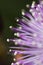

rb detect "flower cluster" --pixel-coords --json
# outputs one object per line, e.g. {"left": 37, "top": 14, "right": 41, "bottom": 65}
{"left": 7, "top": 0, "right": 43, "bottom": 65}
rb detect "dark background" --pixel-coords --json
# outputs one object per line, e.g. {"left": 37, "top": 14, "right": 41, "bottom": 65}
{"left": 0, "top": 0, "right": 38, "bottom": 65}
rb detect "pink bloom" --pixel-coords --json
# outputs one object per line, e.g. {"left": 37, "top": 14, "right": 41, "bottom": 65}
{"left": 7, "top": 0, "right": 43, "bottom": 65}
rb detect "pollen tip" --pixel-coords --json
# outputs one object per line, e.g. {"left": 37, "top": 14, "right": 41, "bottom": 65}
{"left": 13, "top": 58, "right": 16, "bottom": 61}
{"left": 9, "top": 49, "right": 12, "bottom": 52}
{"left": 16, "top": 62, "right": 20, "bottom": 65}
{"left": 16, "top": 18, "right": 19, "bottom": 22}
{"left": 7, "top": 38, "right": 10, "bottom": 42}
{"left": 18, "top": 27, "right": 22, "bottom": 30}
{"left": 14, "top": 33, "right": 17, "bottom": 36}
{"left": 9, "top": 26, "right": 12, "bottom": 29}
{"left": 26, "top": 4, "right": 29, "bottom": 8}
{"left": 15, "top": 42, "right": 18, "bottom": 45}
{"left": 31, "top": 1, "right": 35, "bottom": 8}
{"left": 14, "top": 51, "right": 17, "bottom": 56}
{"left": 11, "top": 63, "right": 14, "bottom": 65}
{"left": 21, "top": 9, "right": 25, "bottom": 15}
{"left": 14, "top": 32, "right": 20, "bottom": 37}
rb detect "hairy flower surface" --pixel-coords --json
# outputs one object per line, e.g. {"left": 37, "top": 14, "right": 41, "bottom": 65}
{"left": 7, "top": 0, "right": 43, "bottom": 65}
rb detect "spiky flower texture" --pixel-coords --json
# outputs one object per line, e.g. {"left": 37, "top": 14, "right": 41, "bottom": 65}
{"left": 7, "top": 0, "right": 43, "bottom": 65}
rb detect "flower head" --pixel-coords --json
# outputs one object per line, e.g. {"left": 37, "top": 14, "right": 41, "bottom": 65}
{"left": 7, "top": 0, "right": 43, "bottom": 65}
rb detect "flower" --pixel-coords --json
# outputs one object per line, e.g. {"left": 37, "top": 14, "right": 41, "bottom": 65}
{"left": 7, "top": 0, "right": 43, "bottom": 65}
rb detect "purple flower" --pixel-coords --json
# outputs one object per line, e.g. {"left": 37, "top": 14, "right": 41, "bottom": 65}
{"left": 7, "top": 0, "right": 43, "bottom": 65}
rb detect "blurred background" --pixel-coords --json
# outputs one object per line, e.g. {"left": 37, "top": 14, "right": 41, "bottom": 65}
{"left": 0, "top": 0, "right": 38, "bottom": 65}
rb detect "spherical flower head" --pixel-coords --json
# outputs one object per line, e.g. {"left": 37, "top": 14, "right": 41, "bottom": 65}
{"left": 7, "top": 0, "right": 43, "bottom": 65}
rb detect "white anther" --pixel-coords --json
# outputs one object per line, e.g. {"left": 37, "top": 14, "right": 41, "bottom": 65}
{"left": 14, "top": 33, "right": 17, "bottom": 36}
{"left": 7, "top": 39, "right": 10, "bottom": 42}
{"left": 22, "top": 9, "right": 25, "bottom": 15}
{"left": 16, "top": 62, "right": 20, "bottom": 65}
{"left": 9, "top": 26, "right": 12, "bottom": 28}
{"left": 9, "top": 49, "right": 12, "bottom": 52}
{"left": 13, "top": 58, "right": 16, "bottom": 61}
{"left": 15, "top": 42, "right": 18, "bottom": 45}
{"left": 31, "top": 1, "right": 35, "bottom": 8}
{"left": 19, "top": 27, "right": 22, "bottom": 29}
{"left": 14, "top": 33, "right": 20, "bottom": 37}
{"left": 14, "top": 51, "right": 17, "bottom": 56}
{"left": 16, "top": 19, "right": 19, "bottom": 22}
{"left": 26, "top": 4, "right": 29, "bottom": 8}
{"left": 11, "top": 63, "right": 14, "bottom": 65}
{"left": 29, "top": 9, "right": 33, "bottom": 13}
{"left": 16, "top": 33, "right": 20, "bottom": 37}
